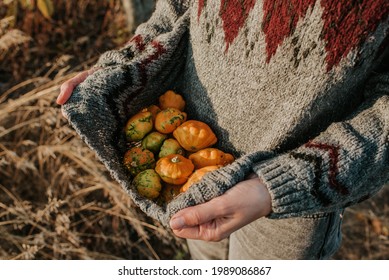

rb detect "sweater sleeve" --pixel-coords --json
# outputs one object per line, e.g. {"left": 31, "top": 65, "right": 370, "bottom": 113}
{"left": 93, "top": 0, "right": 190, "bottom": 68}
{"left": 253, "top": 53, "right": 389, "bottom": 219}
{"left": 61, "top": 1, "right": 192, "bottom": 227}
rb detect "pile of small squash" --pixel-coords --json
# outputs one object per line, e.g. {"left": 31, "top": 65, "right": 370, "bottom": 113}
{"left": 123, "top": 90, "right": 234, "bottom": 204}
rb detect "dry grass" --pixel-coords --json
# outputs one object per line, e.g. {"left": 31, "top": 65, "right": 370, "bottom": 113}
{"left": 0, "top": 0, "right": 188, "bottom": 260}
{"left": 0, "top": 0, "right": 387, "bottom": 260}
{"left": 333, "top": 186, "right": 389, "bottom": 260}
{"left": 0, "top": 71, "right": 188, "bottom": 260}
{"left": 0, "top": 0, "right": 131, "bottom": 92}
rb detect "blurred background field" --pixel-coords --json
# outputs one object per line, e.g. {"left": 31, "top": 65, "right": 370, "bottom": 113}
{"left": 0, "top": 0, "right": 388, "bottom": 260}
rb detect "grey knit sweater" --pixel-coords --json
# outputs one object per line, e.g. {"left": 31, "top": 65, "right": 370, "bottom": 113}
{"left": 63, "top": 0, "right": 389, "bottom": 227}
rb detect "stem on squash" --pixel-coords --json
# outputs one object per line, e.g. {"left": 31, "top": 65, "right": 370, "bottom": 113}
{"left": 171, "top": 156, "right": 180, "bottom": 163}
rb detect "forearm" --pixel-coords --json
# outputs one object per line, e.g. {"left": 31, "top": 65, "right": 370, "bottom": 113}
{"left": 254, "top": 72, "right": 389, "bottom": 218}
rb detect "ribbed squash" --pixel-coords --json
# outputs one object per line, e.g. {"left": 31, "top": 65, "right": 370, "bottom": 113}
{"left": 158, "top": 138, "right": 185, "bottom": 158}
{"left": 124, "top": 110, "right": 153, "bottom": 142}
{"left": 123, "top": 147, "right": 155, "bottom": 177}
{"left": 173, "top": 120, "right": 217, "bottom": 152}
{"left": 155, "top": 154, "right": 194, "bottom": 185}
{"left": 134, "top": 169, "right": 162, "bottom": 199}
{"left": 159, "top": 90, "right": 186, "bottom": 111}
{"left": 180, "top": 165, "right": 220, "bottom": 193}
{"left": 155, "top": 108, "right": 187, "bottom": 134}
{"left": 189, "top": 148, "right": 234, "bottom": 169}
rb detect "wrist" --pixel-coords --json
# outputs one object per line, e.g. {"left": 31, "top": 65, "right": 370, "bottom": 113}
{"left": 240, "top": 177, "right": 272, "bottom": 219}
{"left": 254, "top": 177, "right": 273, "bottom": 217}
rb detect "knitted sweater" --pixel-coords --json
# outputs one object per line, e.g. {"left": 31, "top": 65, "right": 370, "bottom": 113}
{"left": 63, "top": 0, "right": 389, "bottom": 227}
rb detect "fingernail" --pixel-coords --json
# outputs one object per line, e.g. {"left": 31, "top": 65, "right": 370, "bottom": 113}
{"left": 170, "top": 216, "right": 185, "bottom": 230}
{"left": 56, "top": 91, "right": 63, "bottom": 104}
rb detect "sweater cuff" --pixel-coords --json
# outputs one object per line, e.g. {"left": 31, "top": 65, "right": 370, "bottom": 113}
{"left": 253, "top": 154, "right": 323, "bottom": 219}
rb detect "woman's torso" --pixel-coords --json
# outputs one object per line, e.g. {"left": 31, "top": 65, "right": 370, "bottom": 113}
{"left": 178, "top": 0, "right": 388, "bottom": 156}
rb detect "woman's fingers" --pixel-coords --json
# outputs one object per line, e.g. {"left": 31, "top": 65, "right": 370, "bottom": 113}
{"left": 170, "top": 197, "right": 228, "bottom": 230}
{"left": 56, "top": 68, "right": 99, "bottom": 105}
{"left": 169, "top": 177, "right": 272, "bottom": 241}
{"left": 172, "top": 220, "right": 224, "bottom": 241}
{"left": 170, "top": 196, "right": 234, "bottom": 241}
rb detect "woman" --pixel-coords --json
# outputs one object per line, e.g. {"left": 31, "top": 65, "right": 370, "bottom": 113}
{"left": 57, "top": 0, "right": 389, "bottom": 259}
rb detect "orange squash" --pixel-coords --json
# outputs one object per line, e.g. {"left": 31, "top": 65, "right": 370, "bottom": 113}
{"left": 124, "top": 110, "right": 153, "bottom": 142}
{"left": 155, "top": 154, "right": 194, "bottom": 185}
{"left": 180, "top": 165, "right": 220, "bottom": 193}
{"left": 143, "top": 105, "right": 161, "bottom": 122}
{"left": 189, "top": 148, "right": 234, "bottom": 169}
{"left": 173, "top": 120, "right": 217, "bottom": 152}
{"left": 123, "top": 147, "right": 156, "bottom": 177}
{"left": 159, "top": 90, "right": 186, "bottom": 111}
{"left": 155, "top": 108, "right": 187, "bottom": 134}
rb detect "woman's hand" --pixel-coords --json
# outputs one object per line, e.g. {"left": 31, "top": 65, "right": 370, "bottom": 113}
{"left": 56, "top": 68, "right": 100, "bottom": 105}
{"left": 169, "top": 174, "right": 272, "bottom": 241}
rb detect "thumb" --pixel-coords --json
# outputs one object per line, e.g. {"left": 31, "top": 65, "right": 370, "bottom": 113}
{"left": 169, "top": 197, "right": 225, "bottom": 230}
{"left": 56, "top": 69, "right": 95, "bottom": 105}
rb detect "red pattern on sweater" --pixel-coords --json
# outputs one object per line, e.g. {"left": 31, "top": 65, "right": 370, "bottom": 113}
{"left": 139, "top": 41, "right": 166, "bottom": 86}
{"left": 198, "top": 0, "right": 206, "bottom": 21}
{"left": 220, "top": 0, "right": 256, "bottom": 52}
{"left": 262, "top": 0, "right": 315, "bottom": 63}
{"left": 305, "top": 141, "right": 349, "bottom": 195}
{"left": 262, "top": 0, "right": 388, "bottom": 69}
{"left": 320, "top": 0, "right": 389, "bottom": 71}
{"left": 197, "top": 0, "right": 388, "bottom": 70}
{"left": 124, "top": 40, "right": 167, "bottom": 115}
{"left": 129, "top": 34, "right": 146, "bottom": 52}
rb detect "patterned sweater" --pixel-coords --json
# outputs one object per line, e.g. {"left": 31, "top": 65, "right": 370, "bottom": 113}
{"left": 63, "top": 0, "right": 389, "bottom": 226}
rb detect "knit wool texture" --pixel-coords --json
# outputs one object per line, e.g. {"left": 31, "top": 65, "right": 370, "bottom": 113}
{"left": 63, "top": 0, "right": 389, "bottom": 227}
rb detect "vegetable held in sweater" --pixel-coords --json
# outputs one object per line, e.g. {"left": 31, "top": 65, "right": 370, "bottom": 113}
{"left": 159, "top": 138, "right": 185, "bottom": 158}
{"left": 124, "top": 110, "right": 153, "bottom": 142}
{"left": 189, "top": 148, "right": 234, "bottom": 169}
{"left": 155, "top": 154, "right": 195, "bottom": 185}
{"left": 123, "top": 147, "right": 156, "bottom": 177}
{"left": 142, "top": 131, "right": 167, "bottom": 154}
{"left": 180, "top": 165, "right": 220, "bottom": 193}
{"left": 143, "top": 105, "right": 161, "bottom": 122}
{"left": 121, "top": 91, "right": 234, "bottom": 202}
{"left": 155, "top": 108, "right": 187, "bottom": 134}
{"left": 159, "top": 90, "right": 186, "bottom": 111}
{"left": 173, "top": 120, "right": 217, "bottom": 152}
{"left": 134, "top": 169, "right": 162, "bottom": 200}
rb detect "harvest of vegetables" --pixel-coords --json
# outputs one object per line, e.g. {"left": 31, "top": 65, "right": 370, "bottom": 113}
{"left": 123, "top": 90, "right": 234, "bottom": 204}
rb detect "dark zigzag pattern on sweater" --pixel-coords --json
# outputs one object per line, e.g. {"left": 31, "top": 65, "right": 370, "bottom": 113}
{"left": 123, "top": 40, "right": 167, "bottom": 115}
{"left": 305, "top": 141, "right": 349, "bottom": 195}
{"left": 121, "top": 34, "right": 146, "bottom": 61}
{"left": 290, "top": 151, "right": 331, "bottom": 206}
